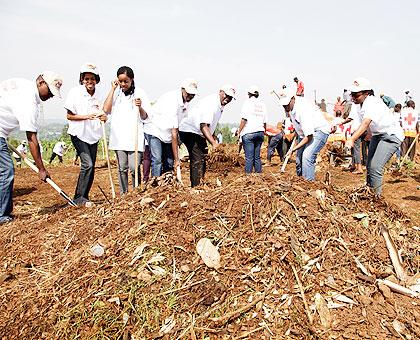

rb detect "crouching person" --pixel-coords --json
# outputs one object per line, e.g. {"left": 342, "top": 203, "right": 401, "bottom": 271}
{"left": 277, "top": 88, "right": 330, "bottom": 181}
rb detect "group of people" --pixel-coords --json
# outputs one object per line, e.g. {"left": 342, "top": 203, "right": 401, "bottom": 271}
{"left": 0, "top": 65, "right": 417, "bottom": 223}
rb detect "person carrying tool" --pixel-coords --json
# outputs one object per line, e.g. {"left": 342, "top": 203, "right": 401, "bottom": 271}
{"left": 49, "top": 141, "right": 66, "bottom": 164}
{"left": 12, "top": 140, "right": 28, "bottom": 167}
{"left": 179, "top": 84, "right": 236, "bottom": 187}
{"left": 0, "top": 71, "right": 62, "bottom": 224}
{"left": 141, "top": 78, "right": 198, "bottom": 180}
{"left": 345, "top": 77, "right": 404, "bottom": 196}
{"left": 277, "top": 87, "right": 331, "bottom": 181}
{"left": 103, "top": 66, "right": 152, "bottom": 195}
{"left": 65, "top": 63, "right": 107, "bottom": 206}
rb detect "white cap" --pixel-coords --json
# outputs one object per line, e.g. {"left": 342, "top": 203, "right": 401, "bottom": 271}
{"left": 220, "top": 84, "right": 236, "bottom": 98}
{"left": 41, "top": 71, "right": 63, "bottom": 98}
{"left": 276, "top": 88, "right": 295, "bottom": 105}
{"left": 247, "top": 85, "right": 259, "bottom": 95}
{"left": 348, "top": 77, "right": 372, "bottom": 93}
{"left": 80, "top": 62, "right": 99, "bottom": 76}
{"left": 181, "top": 78, "right": 198, "bottom": 95}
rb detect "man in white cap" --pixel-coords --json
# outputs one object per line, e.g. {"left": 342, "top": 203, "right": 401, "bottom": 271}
{"left": 141, "top": 78, "right": 198, "bottom": 179}
{"left": 0, "top": 71, "right": 62, "bottom": 223}
{"left": 345, "top": 77, "right": 404, "bottom": 196}
{"left": 236, "top": 86, "right": 267, "bottom": 173}
{"left": 179, "top": 84, "right": 235, "bottom": 186}
{"left": 277, "top": 87, "right": 331, "bottom": 181}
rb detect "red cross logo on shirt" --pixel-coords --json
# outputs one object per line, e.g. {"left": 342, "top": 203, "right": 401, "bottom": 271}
{"left": 404, "top": 112, "right": 415, "bottom": 126}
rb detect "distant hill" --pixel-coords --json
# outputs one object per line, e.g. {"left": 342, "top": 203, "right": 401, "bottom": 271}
{"left": 10, "top": 119, "right": 67, "bottom": 141}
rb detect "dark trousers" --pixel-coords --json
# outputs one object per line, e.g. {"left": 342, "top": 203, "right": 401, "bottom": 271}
{"left": 49, "top": 152, "right": 63, "bottom": 163}
{"left": 71, "top": 135, "right": 98, "bottom": 200}
{"left": 401, "top": 136, "right": 416, "bottom": 161}
{"left": 179, "top": 131, "right": 207, "bottom": 187}
{"left": 143, "top": 145, "right": 151, "bottom": 182}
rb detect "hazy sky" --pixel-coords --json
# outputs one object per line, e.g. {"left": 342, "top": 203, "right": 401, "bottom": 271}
{"left": 1, "top": 0, "right": 419, "bottom": 125}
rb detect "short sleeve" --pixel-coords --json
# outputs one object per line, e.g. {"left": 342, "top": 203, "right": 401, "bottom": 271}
{"left": 64, "top": 87, "right": 77, "bottom": 114}
{"left": 13, "top": 92, "right": 40, "bottom": 132}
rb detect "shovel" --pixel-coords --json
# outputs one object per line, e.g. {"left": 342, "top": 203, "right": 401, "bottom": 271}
{"left": 8, "top": 143, "right": 77, "bottom": 207}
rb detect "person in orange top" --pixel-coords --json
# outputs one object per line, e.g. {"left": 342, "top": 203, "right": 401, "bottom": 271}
{"left": 294, "top": 77, "right": 304, "bottom": 97}
{"left": 333, "top": 97, "right": 345, "bottom": 116}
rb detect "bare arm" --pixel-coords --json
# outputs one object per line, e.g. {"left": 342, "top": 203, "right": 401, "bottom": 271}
{"left": 26, "top": 131, "right": 49, "bottom": 181}
{"left": 171, "top": 128, "right": 180, "bottom": 167}
{"left": 200, "top": 123, "right": 218, "bottom": 147}
{"left": 237, "top": 118, "right": 247, "bottom": 136}
{"left": 345, "top": 118, "right": 371, "bottom": 148}
{"left": 292, "top": 135, "right": 312, "bottom": 152}
{"left": 103, "top": 80, "right": 118, "bottom": 113}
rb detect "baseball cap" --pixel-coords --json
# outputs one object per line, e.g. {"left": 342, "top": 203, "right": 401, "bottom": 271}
{"left": 80, "top": 62, "right": 99, "bottom": 76}
{"left": 181, "top": 78, "right": 198, "bottom": 95}
{"left": 220, "top": 84, "right": 236, "bottom": 99}
{"left": 247, "top": 85, "right": 259, "bottom": 95}
{"left": 348, "top": 77, "right": 372, "bottom": 93}
{"left": 41, "top": 71, "right": 63, "bottom": 98}
{"left": 277, "top": 88, "right": 295, "bottom": 106}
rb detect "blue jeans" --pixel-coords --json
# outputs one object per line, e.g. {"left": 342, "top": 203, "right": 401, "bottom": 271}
{"left": 242, "top": 131, "right": 264, "bottom": 173}
{"left": 367, "top": 134, "right": 401, "bottom": 195}
{"left": 144, "top": 133, "right": 173, "bottom": 177}
{"left": 296, "top": 130, "right": 329, "bottom": 181}
{"left": 0, "top": 137, "right": 14, "bottom": 222}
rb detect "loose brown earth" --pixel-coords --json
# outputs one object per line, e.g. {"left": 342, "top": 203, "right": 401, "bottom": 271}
{"left": 0, "top": 145, "right": 419, "bottom": 339}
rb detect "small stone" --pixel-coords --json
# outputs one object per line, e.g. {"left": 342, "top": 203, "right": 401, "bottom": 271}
{"left": 358, "top": 295, "right": 373, "bottom": 305}
{"left": 180, "top": 264, "right": 190, "bottom": 272}
{"left": 378, "top": 283, "right": 393, "bottom": 300}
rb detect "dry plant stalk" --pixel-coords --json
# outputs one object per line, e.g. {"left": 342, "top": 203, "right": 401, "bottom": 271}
{"left": 209, "top": 294, "right": 265, "bottom": 325}
{"left": 380, "top": 225, "right": 410, "bottom": 282}
{"left": 291, "top": 264, "right": 313, "bottom": 325}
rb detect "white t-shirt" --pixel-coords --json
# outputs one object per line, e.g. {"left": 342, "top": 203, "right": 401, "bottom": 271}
{"left": 356, "top": 96, "right": 404, "bottom": 141}
{"left": 108, "top": 88, "right": 151, "bottom": 152}
{"left": 289, "top": 97, "right": 331, "bottom": 138}
{"left": 13, "top": 143, "right": 27, "bottom": 158}
{"left": 179, "top": 93, "right": 223, "bottom": 136}
{"left": 240, "top": 97, "right": 267, "bottom": 137}
{"left": 143, "top": 89, "right": 188, "bottom": 143}
{"left": 0, "top": 78, "right": 41, "bottom": 138}
{"left": 64, "top": 85, "right": 104, "bottom": 144}
{"left": 53, "top": 142, "right": 66, "bottom": 156}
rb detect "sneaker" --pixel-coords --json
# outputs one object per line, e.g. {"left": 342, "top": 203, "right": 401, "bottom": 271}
{"left": 0, "top": 216, "right": 13, "bottom": 224}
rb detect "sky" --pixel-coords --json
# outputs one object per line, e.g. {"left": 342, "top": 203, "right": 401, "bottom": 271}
{"left": 1, "top": 0, "right": 419, "bottom": 125}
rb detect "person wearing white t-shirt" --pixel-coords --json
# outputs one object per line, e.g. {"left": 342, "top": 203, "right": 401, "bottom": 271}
{"left": 141, "top": 78, "right": 198, "bottom": 179}
{"left": 0, "top": 71, "right": 62, "bottom": 224}
{"left": 179, "top": 84, "right": 236, "bottom": 187}
{"left": 65, "top": 63, "right": 107, "bottom": 206}
{"left": 12, "top": 141, "right": 28, "bottom": 167}
{"left": 103, "top": 66, "right": 152, "bottom": 195}
{"left": 345, "top": 77, "right": 404, "bottom": 196}
{"left": 277, "top": 88, "right": 331, "bottom": 181}
{"left": 237, "top": 86, "right": 267, "bottom": 173}
{"left": 49, "top": 141, "right": 66, "bottom": 163}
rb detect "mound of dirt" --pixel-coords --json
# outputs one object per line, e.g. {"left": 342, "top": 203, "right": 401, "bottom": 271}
{"left": 1, "top": 165, "right": 419, "bottom": 339}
